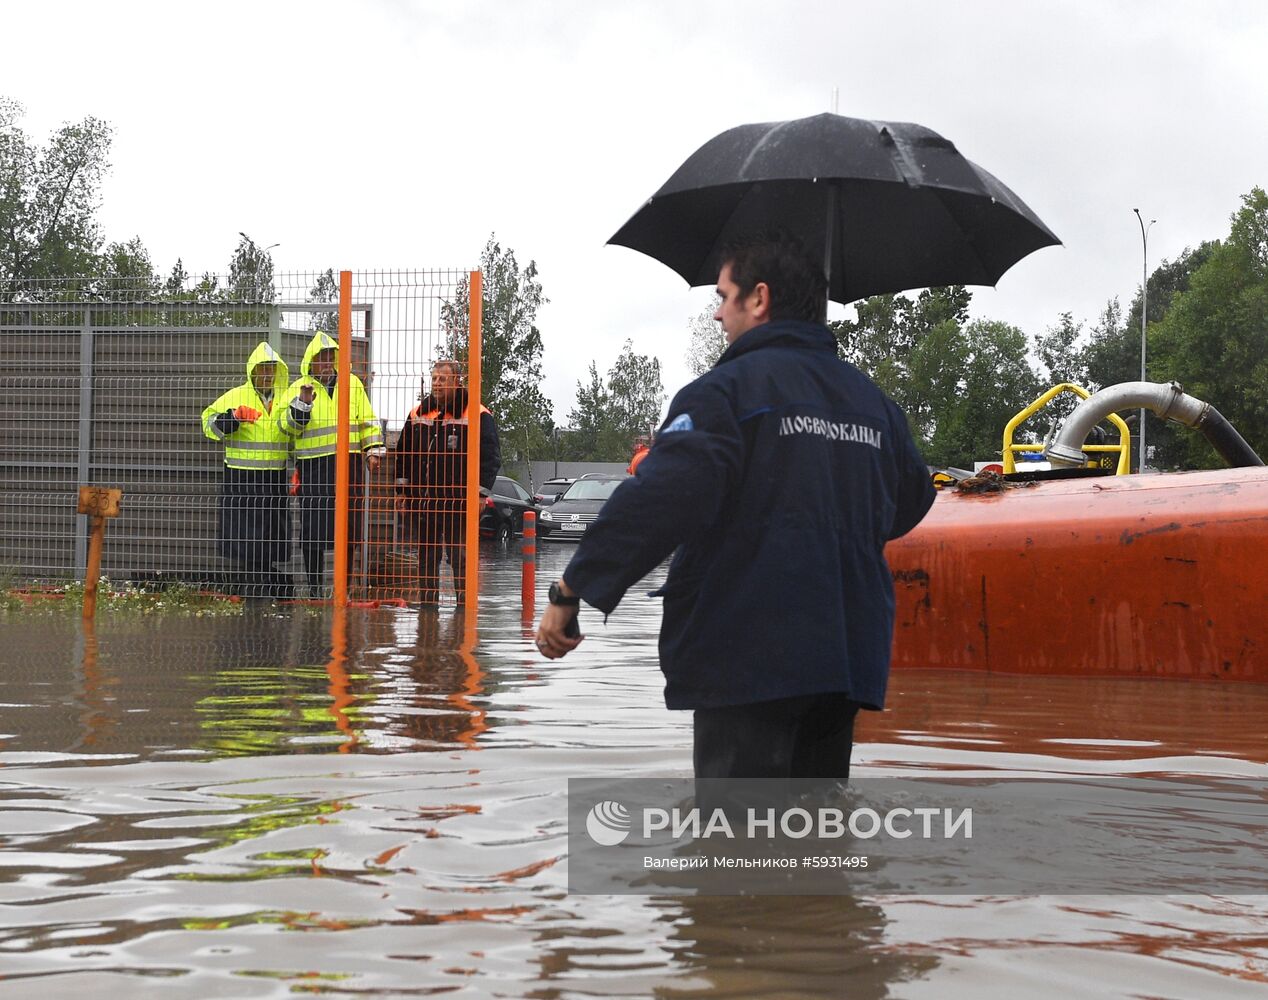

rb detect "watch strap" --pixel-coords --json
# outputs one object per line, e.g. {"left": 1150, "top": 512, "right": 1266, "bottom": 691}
{"left": 549, "top": 581, "right": 581, "bottom": 606}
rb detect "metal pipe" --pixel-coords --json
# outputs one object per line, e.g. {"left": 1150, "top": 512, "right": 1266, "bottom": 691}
{"left": 1133, "top": 210, "right": 1156, "bottom": 471}
{"left": 1047, "top": 381, "right": 1263, "bottom": 469}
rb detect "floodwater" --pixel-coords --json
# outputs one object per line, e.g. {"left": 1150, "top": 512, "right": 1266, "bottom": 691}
{"left": 1, "top": 544, "right": 1267, "bottom": 998}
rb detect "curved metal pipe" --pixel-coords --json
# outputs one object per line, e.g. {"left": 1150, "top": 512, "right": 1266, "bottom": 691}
{"left": 1046, "top": 381, "right": 1263, "bottom": 469}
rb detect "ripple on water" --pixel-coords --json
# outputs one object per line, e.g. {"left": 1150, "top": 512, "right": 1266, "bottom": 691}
{"left": 0, "top": 547, "right": 1266, "bottom": 996}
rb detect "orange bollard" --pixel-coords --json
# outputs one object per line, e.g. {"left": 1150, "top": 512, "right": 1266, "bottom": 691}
{"left": 521, "top": 511, "right": 536, "bottom": 626}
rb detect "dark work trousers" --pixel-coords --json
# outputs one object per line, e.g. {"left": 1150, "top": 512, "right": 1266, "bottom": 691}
{"left": 217, "top": 467, "right": 290, "bottom": 598}
{"left": 297, "top": 454, "right": 365, "bottom": 594}
{"left": 416, "top": 504, "right": 466, "bottom": 604}
{"left": 692, "top": 693, "right": 863, "bottom": 780}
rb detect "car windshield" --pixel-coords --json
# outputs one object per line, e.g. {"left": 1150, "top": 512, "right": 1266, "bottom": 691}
{"left": 563, "top": 478, "right": 623, "bottom": 501}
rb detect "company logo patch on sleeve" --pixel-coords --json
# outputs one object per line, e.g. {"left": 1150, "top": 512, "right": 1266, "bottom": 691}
{"left": 662, "top": 413, "right": 694, "bottom": 434}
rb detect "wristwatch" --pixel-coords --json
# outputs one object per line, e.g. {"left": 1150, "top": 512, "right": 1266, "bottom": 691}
{"left": 548, "top": 581, "right": 580, "bottom": 606}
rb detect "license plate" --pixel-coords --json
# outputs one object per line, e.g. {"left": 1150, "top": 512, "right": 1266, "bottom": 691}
{"left": 561, "top": 522, "right": 586, "bottom": 532}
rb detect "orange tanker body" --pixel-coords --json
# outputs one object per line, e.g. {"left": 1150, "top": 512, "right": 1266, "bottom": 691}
{"left": 885, "top": 466, "right": 1268, "bottom": 681}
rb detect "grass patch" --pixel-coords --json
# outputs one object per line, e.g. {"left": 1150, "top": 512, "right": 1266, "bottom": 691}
{"left": 2, "top": 577, "right": 247, "bottom": 617}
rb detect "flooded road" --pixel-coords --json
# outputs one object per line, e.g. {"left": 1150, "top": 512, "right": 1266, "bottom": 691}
{"left": 1, "top": 543, "right": 1266, "bottom": 997}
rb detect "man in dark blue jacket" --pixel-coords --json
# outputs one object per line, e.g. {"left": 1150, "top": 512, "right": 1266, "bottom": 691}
{"left": 536, "top": 231, "right": 935, "bottom": 780}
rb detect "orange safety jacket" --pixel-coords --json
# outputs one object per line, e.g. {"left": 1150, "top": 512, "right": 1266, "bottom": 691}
{"left": 393, "top": 392, "right": 501, "bottom": 501}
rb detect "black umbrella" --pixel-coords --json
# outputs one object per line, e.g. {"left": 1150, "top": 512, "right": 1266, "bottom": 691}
{"left": 608, "top": 113, "right": 1059, "bottom": 304}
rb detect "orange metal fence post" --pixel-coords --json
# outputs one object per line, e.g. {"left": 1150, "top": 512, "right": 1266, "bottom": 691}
{"left": 334, "top": 271, "right": 352, "bottom": 608}
{"left": 455, "top": 605, "right": 488, "bottom": 748}
{"left": 464, "top": 271, "right": 482, "bottom": 616}
{"left": 326, "top": 609, "right": 358, "bottom": 753}
{"left": 521, "top": 511, "right": 536, "bottom": 627}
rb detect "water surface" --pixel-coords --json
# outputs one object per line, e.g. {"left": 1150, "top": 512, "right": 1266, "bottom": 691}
{"left": 1, "top": 544, "right": 1266, "bottom": 997}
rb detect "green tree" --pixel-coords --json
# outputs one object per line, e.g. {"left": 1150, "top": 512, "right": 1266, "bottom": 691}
{"left": 1076, "top": 298, "right": 1132, "bottom": 390}
{"left": 919, "top": 319, "right": 1039, "bottom": 467}
{"left": 228, "top": 232, "right": 276, "bottom": 302}
{"left": 441, "top": 235, "right": 554, "bottom": 466}
{"left": 1151, "top": 188, "right": 1268, "bottom": 469}
{"left": 226, "top": 232, "right": 276, "bottom": 326}
{"left": 686, "top": 303, "right": 725, "bottom": 376}
{"left": 836, "top": 291, "right": 1038, "bottom": 467}
{"left": 563, "top": 362, "right": 616, "bottom": 460}
{"left": 830, "top": 285, "right": 1025, "bottom": 466}
{"left": 1023, "top": 310, "right": 1095, "bottom": 435}
{"left": 831, "top": 285, "right": 972, "bottom": 410}
{"left": 563, "top": 342, "right": 666, "bottom": 462}
{"left": 1066, "top": 245, "right": 1217, "bottom": 401}
{"left": 0, "top": 96, "right": 114, "bottom": 297}
{"left": 97, "top": 236, "right": 158, "bottom": 292}
{"left": 1127, "top": 242, "right": 1218, "bottom": 335}
{"left": 1034, "top": 312, "right": 1086, "bottom": 389}
{"left": 607, "top": 339, "right": 665, "bottom": 445}
{"left": 307, "top": 268, "right": 338, "bottom": 333}
{"left": 164, "top": 258, "right": 190, "bottom": 297}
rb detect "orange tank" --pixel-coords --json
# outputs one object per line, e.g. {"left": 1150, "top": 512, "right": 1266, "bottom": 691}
{"left": 884, "top": 467, "right": 1268, "bottom": 681}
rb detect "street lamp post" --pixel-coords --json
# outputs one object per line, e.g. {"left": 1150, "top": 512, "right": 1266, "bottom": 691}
{"left": 1133, "top": 209, "right": 1156, "bottom": 473}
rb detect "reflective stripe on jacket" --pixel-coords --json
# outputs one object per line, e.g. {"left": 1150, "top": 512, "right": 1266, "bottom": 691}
{"left": 276, "top": 331, "right": 383, "bottom": 460}
{"left": 201, "top": 342, "right": 291, "bottom": 471}
{"left": 394, "top": 391, "right": 501, "bottom": 496}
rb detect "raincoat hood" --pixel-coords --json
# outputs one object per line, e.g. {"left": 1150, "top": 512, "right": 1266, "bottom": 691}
{"left": 300, "top": 331, "right": 339, "bottom": 380}
{"left": 246, "top": 341, "right": 289, "bottom": 396}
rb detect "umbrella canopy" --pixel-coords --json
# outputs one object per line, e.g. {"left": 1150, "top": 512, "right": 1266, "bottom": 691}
{"left": 608, "top": 113, "right": 1060, "bottom": 304}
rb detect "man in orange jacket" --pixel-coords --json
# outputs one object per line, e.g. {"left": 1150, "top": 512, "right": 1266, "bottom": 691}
{"left": 394, "top": 360, "right": 501, "bottom": 604}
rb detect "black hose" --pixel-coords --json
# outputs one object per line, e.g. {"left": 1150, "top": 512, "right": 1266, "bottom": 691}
{"left": 1195, "top": 406, "right": 1265, "bottom": 467}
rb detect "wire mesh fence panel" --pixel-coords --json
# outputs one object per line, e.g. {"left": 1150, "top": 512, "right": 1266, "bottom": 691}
{"left": 0, "top": 270, "right": 480, "bottom": 602}
{"left": 0, "top": 276, "right": 317, "bottom": 594}
{"left": 346, "top": 270, "right": 479, "bottom": 606}
{"left": 0, "top": 312, "right": 81, "bottom": 580}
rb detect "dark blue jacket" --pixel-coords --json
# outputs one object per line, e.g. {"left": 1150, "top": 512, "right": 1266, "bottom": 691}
{"left": 563, "top": 319, "right": 935, "bottom": 711}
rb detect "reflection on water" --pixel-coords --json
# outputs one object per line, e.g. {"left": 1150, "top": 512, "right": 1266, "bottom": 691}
{"left": 0, "top": 544, "right": 1266, "bottom": 997}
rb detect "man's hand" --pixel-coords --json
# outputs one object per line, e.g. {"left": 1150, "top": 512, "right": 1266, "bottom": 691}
{"left": 299, "top": 384, "right": 315, "bottom": 404}
{"left": 366, "top": 452, "right": 381, "bottom": 473}
{"left": 535, "top": 593, "right": 584, "bottom": 658}
{"left": 233, "top": 405, "right": 262, "bottom": 423}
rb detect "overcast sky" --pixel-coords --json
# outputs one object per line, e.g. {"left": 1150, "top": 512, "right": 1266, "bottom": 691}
{"left": 6, "top": 1, "right": 1268, "bottom": 423}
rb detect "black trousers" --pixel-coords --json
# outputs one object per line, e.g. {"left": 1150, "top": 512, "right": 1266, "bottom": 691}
{"left": 297, "top": 455, "right": 365, "bottom": 591}
{"left": 692, "top": 693, "right": 862, "bottom": 780}
{"left": 416, "top": 507, "right": 465, "bottom": 603}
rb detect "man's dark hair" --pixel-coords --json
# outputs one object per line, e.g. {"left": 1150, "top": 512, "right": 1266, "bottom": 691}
{"left": 432, "top": 358, "right": 464, "bottom": 378}
{"left": 719, "top": 229, "right": 829, "bottom": 323}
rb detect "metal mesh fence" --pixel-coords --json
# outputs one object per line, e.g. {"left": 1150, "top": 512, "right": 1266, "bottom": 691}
{"left": 0, "top": 269, "right": 478, "bottom": 604}
{"left": 346, "top": 269, "right": 479, "bottom": 607}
